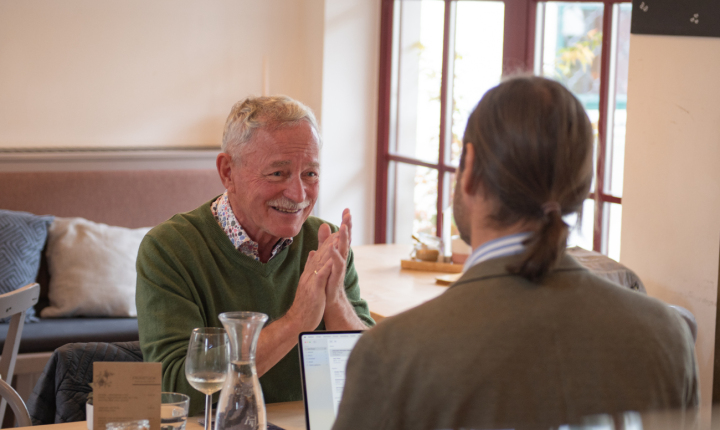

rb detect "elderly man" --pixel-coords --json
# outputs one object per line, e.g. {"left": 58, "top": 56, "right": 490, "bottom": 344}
{"left": 136, "top": 96, "right": 373, "bottom": 415}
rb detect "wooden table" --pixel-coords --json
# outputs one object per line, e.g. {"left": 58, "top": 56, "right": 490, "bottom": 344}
{"left": 352, "top": 244, "right": 452, "bottom": 321}
{"left": 265, "top": 401, "right": 305, "bottom": 430}
{"left": 32, "top": 401, "right": 307, "bottom": 430}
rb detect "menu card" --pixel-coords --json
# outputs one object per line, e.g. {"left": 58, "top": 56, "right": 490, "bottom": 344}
{"left": 93, "top": 362, "right": 162, "bottom": 430}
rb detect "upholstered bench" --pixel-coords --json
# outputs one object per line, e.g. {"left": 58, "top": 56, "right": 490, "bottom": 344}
{"left": 0, "top": 169, "right": 225, "bottom": 402}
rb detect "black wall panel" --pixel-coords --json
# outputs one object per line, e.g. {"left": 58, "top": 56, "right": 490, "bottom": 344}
{"left": 631, "top": 0, "right": 720, "bottom": 38}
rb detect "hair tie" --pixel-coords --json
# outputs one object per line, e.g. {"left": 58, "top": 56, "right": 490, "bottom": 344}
{"left": 542, "top": 202, "right": 561, "bottom": 215}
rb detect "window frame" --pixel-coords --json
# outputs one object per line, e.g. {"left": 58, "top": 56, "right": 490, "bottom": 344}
{"left": 375, "top": 0, "right": 629, "bottom": 255}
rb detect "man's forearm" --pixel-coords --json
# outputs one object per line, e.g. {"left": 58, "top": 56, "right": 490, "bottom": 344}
{"left": 256, "top": 303, "right": 365, "bottom": 377}
{"left": 324, "top": 298, "right": 369, "bottom": 331}
{"left": 255, "top": 315, "right": 304, "bottom": 377}
{"left": 254, "top": 246, "right": 334, "bottom": 376}
{"left": 255, "top": 298, "right": 362, "bottom": 376}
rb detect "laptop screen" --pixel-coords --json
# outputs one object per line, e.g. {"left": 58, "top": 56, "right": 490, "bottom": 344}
{"left": 298, "top": 331, "right": 363, "bottom": 430}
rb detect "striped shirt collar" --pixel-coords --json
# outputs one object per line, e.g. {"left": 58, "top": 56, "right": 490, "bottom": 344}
{"left": 463, "top": 232, "right": 531, "bottom": 272}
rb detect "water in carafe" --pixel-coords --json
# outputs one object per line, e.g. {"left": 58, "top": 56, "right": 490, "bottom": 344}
{"left": 215, "top": 312, "right": 268, "bottom": 430}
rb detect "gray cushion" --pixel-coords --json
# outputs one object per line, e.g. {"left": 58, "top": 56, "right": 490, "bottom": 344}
{"left": 42, "top": 217, "right": 150, "bottom": 318}
{"left": 0, "top": 209, "right": 54, "bottom": 322}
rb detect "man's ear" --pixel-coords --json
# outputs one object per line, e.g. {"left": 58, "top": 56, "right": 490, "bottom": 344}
{"left": 460, "top": 143, "right": 476, "bottom": 196}
{"left": 216, "top": 153, "right": 235, "bottom": 192}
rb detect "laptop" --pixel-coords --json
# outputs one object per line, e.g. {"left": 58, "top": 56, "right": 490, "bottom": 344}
{"left": 298, "top": 331, "right": 364, "bottom": 430}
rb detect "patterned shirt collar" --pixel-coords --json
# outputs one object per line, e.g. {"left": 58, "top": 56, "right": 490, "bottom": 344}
{"left": 463, "top": 232, "right": 531, "bottom": 272}
{"left": 211, "top": 191, "right": 293, "bottom": 262}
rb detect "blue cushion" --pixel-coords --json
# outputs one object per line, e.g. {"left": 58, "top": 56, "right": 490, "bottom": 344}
{"left": 0, "top": 209, "right": 54, "bottom": 322}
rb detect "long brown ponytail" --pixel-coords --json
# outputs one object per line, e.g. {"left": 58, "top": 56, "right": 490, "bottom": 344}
{"left": 460, "top": 76, "right": 593, "bottom": 282}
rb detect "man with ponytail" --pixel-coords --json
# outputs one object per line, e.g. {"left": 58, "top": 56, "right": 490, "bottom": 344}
{"left": 333, "top": 76, "right": 698, "bottom": 430}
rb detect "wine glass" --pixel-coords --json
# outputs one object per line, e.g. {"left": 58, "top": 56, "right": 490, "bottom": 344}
{"left": 185, "top": 327, "right": 229, "bottom": 430}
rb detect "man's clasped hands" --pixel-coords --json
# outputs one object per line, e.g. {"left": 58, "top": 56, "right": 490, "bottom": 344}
{"left": 287, "top": 208, "right": 353, "bottom": 333}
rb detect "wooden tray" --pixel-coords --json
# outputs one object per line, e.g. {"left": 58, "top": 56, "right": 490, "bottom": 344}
{"left": 401, "top": 259, "right": 463, "bottom": 273}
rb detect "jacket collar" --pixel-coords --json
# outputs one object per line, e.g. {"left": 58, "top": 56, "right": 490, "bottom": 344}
{"left": 451, "top": 251, "right": 588, "bottom": 289}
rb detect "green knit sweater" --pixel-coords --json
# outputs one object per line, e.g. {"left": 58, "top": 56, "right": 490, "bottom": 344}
{"left": 135, "top": 199, "right": 374, "bottom": 415}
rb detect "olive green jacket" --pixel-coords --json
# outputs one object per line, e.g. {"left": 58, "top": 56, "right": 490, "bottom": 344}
{"left": 333, "top": 253, "right": 698, "bottom": 430}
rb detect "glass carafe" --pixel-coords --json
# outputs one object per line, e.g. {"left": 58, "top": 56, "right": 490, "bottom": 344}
{"left": 215, "top": 312, "right": 268, "bottom": 430}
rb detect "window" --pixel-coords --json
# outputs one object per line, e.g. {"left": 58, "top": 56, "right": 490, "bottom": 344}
{"left": 375, "top": 0, "right": 631, "bottom": 260}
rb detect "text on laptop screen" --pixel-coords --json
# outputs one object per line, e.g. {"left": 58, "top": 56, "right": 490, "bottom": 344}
{"left": 299, "top": 332, "right": 362, "bottom": 430}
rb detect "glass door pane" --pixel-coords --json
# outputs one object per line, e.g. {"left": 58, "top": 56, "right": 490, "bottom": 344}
{"left": 536, "top": 2, "right": 604, "bottom": 189}
{"left": 390, "top": 0, "right": 445, "bottom": 164}
{"left": 606, "top": 202, "right": 622, "bottom": 261}
{"left": 442, "top": 170, "right": 458, "bottom": 255}
{"left": 566, "top": 199, "right": 595, "bottom": 251}
{"left": 448, "top": 1, "right": 505, "bottom": 167}
{"left": 536, "top": 2, "right": 604, "bottom": 100}
{"left": 390, "top": 162, "right": 439, "bottom": 244}
{"left": 604, "top": 3, "right": 631, "bottom": 198}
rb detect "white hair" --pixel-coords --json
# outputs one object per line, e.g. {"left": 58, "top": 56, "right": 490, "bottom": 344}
{"left": 221, "top": 95, "right": 321, "bottom": 162}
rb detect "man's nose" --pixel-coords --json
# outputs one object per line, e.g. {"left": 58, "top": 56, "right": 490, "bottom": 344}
{"left": 283, "top": 175, "right": 307, "bottom": 203}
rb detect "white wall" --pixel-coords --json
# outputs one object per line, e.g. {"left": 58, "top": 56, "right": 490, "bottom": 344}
{"left": 622, "top": 34, "right": 720, "bottom": 424}
{"left": 0, "top": 0, "right": 379, "bottom": 242}
{"left": 317, "top": 0, "right": 380, "bottom": 244}
{"left": 0, "top": 0, "right": 324, "bottom": 150}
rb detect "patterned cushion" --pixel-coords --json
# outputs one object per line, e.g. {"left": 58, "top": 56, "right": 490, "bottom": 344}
{"left": 0, "top": 209, "right": 54, "bottom": 322}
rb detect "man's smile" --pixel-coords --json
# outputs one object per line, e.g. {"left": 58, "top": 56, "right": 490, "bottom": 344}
{"left": 267, "top": 196, "right": 311, "bottom": 215}
{"left": 271, "top": 205, "right": 303, "bottom": 214}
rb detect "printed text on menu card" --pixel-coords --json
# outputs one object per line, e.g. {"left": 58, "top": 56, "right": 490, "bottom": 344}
{"left": 93, "top": 362, "right": 162, "bottom": 430}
